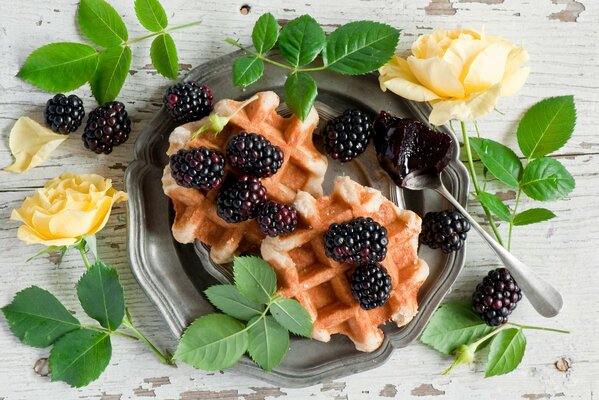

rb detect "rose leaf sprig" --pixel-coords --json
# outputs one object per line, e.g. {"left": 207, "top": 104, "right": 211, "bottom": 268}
{"left": 174, "top": 256, "right": 312, "bottom": 371}
{"left": 17, "top": 0, "right": 201, "bottom": 105}
{"left": 226, "top": 13, "right": 400, "bottom": 121}
{"left": 420, "top": 300, "right": 569, "bottom": 377}
{"left": 2, "top": 173, "right": 174, "bottom": 388}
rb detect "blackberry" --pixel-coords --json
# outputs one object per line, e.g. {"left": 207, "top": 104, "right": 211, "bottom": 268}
{"left": 226, "top": 132, "right": 284, "bottom": 178}
{"left": 164, "top": 82, "right": 213, "bottom": 124}
{"left": 324, "top": 217, "right": 388, "bottom": 265}
{"left": 420, "top": 210, "right": 470, "bottom": 253}
{"left": 258, "top": 201, "right": 298, "bottom": 237}
{"left": 44, "top": 94, "right": 85, "bottom": 134}
{"left": 350, "top": 264, "right": 393, "bottom": 310}
{"left": 216, "top": 175, "right": 267, "bottom": 223}
{"left": 472, "top": 268, "right": 522, "bottom": 326}
{"left": 82, "top": 101, "right": 131, "bottom": 154}
{"left": 169, "top": 147, "right": 225, "bottom": 191}
{"left": 323, "top": 109, "right": 372, "bottom": 162}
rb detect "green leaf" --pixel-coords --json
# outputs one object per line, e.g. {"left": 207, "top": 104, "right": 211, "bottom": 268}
{"left": 76, "top": 261, "right": 125, "bottom": 330}
{"left": 205, "top": 284, "right": 265, "bottom": 321}
{"left": 247, "top": 316, "right": 289, "bottom": 371}
{"left": 134, "top": 0, "right": 168, "bottom": 32}
{"left": 469, "top": 137, "right": 523, "bottom": 188}
{"left": 174, "top": 314, "right": 248, "bottom": 371}
{"left": 252, "top": 13, "right": 279, "bottom": 54}
{"left": 517, "top": 96, "right": 576, "bottom": 159}
{"left": 485, "top": 328, "right": 526, "bottom": 377}
{"left": 232, "top": 56, "right": 264, "bottom": 87}
{"left": 90, "top": 46, "right": 131, "bottom": 105}
{"left": 420, "top": 300, "right": 494, "bottom": 355}
{"left": 270, "top": 298, "right": 313, "bottom": 337}
{"left": 323, "top": 21, "right": 399, "bottom": 75}
{"left": 1, "top": 286, "right": 80, "bottom": 348}
{"left": 284, "top": 72, "right": 317, "bottom": 122}
{"left": 49, "top": 329, "right": 112, "bottom": 387}
{"left": 513, "top": 208, "right": 556, "bottom": 226}
{"left": 278, "top": 15, "right": 325, "bottom": 67}
{"left": 233, "top": 256, "right": 276, "bottom": 304}
{"left": 477, "top": 192, "right": 511, "bottom": 222}
{"left": 150, "top": 33, "right": 178, "bottom": 80}
{"left": 77, "top": 0, "right": 128, "bottom": 47}
{"left": 521, "top": 157, "right": 575, "bottom": 201}
{"left": 17, "top": 43, "right": 99, "bottom": 92}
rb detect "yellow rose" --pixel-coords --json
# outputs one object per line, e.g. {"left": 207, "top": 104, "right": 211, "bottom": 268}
{"left": 379, "top": 28, "right": 529, "bottom": 125}
{"left": 10, "top": 173, "right": 128, "bottom": 246}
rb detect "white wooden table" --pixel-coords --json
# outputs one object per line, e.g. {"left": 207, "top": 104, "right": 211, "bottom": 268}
{"left": 1, "top": 1, "right": 598, "bottom": 399}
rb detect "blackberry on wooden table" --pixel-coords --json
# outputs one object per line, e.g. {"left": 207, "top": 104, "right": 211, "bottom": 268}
{"left": 169, "top": 147, "right": 225, "bottom": 191}
{"left": 472, "top": 268, "right": 522, "bottom": 326}
{"left": 44, "top": 93, "right": 85, "bottom": 134}
{"left": 82, "top": 101, "right": 131, "bottom": 154}
{"left": 324, "top": 217, "right": 388, "bottom": 265}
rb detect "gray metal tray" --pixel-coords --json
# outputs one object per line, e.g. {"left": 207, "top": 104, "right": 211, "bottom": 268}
{"left": 125, "top": 50, "right": 469, "bottom": 387}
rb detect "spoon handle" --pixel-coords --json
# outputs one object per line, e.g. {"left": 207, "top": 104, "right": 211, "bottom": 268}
{"left": 434, "top": 184, "right": 563, "bottom": 318}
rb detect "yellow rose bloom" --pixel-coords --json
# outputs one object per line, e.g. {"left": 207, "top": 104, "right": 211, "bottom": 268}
{"left": 10, "top": 173, "right": 128, "bottom": 246}
{"left": 379, "top": 28, "right": 529, "bottom": 125}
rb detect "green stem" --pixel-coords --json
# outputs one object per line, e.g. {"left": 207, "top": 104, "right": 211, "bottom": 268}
{"left": 472, "top": 324, "right": 511, "bottom": 349}
{"left": 460, "top": 122, "right": 505, "bottom": 247}
{"left": 81, "top": 324, "right": 139, "bottom": 340}
{"left": 507, "top": 187, "right": 522, "bottom": 251}
{"left": 76, "top": 243, "right": 92, "bottom": 270}
{"left": 122, "top": 313, "right": 176, "bottom": 366}
{"left": 508, "top": 322, "right": 570, "bottom": 334}
{"left": 124, "top": 21, "right": 202, "bottom": 46}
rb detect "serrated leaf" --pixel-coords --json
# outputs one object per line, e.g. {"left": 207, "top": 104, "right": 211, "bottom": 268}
{"left": 477, "top": 192, "right": 511, "bottom": 222}
{"left": 517, "top": 96, "right": 576, "bottom": 159}
{"left": 513, "top": 208, "right": 556, "bottom": 226}
{"left": 232, "top": 56, "right": 264, "bottom": 87}
{"left": 76, "top": 261, "right": 125, "bottom": 330}
{"left": 1, "top": 286, "right": 80, "bottom": 348}
{"left": 284, "top": 72, "right": 317, "bottom": 122}
{"left": 90, "top": 46, "right": 131, "bottom": 105}
{"left": 150, "top": 33, "right": 178, "bottom": 79}
{"left": 233, "top": 256, "right": 276, "bottom": 304}
{"left": 485, "top": 328, "right": 526, "bottom": 377}
{"left": 521, "top": 157, "right": 575, "bottom": 201}
{"left": 77, "top": 0, "right": 128, "bottom": 47}
{"left": 420, "top": 300, "right": 494, "bottom": 355}
{"left": 270, "top": 298, "right": 313, "bottom": 337}
{"left": 174, "top": 314, "right": 248, "bottom": 371}
{"left": 247, "top": 316, "right": 289, "bottom": 371}
{"left": 49, "top": 329, "right": 111, "bottom": 387}
{"left": 469, "top": 137, "right": 523, "bottom": 188}
{"left": 252, "top": 13, "right": 279, "bottom": 54}
{"left": 134, "top": 0, "right": 168, "bottom": 32}
{"left": 323, "top": 21, "right": 399, "bottom": 75}
{"left": 205, "top": 285, "right": 265, "bottom": 321}
{"left": 17, "top": 43, "right": 99, "bottom": 92}
{"left": 279, "top": 15, "right": 325, "bottom": 67}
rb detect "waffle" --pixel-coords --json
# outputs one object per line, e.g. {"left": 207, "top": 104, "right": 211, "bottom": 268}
{"left": 162, "top": 91, "right": 328, "bottom": 263}
{"left": 261, "top": 176, "right": 429, "bottom": 352}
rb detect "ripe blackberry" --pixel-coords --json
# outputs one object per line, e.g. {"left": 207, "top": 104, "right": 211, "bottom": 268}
{"left": 350, "top": 264, "right": 393, "bottom": 310}
{"left": 472, "top": 268, "right": 522, "bottom": 326}
{"left": 226, "top": 132, "right": 284, "bottom": 178}
{"left": 216, "top": 175, "right": 268, "bottom": 223}
{"left": 164, "top": 82, "right": 213, "bottom": 124}
{"left": 169, "top": 147, "right": 225, "bottom": 191}
{"left": 258, "top": 201, "right": 298, "bottom": 237}
{"left": 44, "top": 94, "right": 85, "bottom": 134}
{"left": 324, "top": 217, "right": 388, "bottom": 265}
{"left": 323, "top": 109, "right": 373, "bottom": 162}
{"left": 82, "top": 101, "right": 131, "bottom": 154}
{"left": 420, "top": 210, "right": 470, "bottom": 253}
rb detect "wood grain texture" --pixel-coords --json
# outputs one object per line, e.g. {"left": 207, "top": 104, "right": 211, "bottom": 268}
{"left": 1, "top": 0, "right": 598, "bottom": 399}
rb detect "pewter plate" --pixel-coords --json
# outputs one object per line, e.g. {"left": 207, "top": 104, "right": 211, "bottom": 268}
{"left": 125, "top": 50, "right": 469, "bottom": 387}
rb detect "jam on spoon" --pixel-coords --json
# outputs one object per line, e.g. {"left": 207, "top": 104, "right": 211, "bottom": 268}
{"left": 372, "top": 111, "right": 452, "bottom": 187}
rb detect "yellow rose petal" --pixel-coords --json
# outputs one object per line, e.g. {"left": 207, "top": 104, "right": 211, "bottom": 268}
{"left": 463, "top": 42, "right": 512, "bottom": 94}
{"left": 379, "top": 56, "right": 440, "bottom": 102}
{"left": 429, "top": 84, "right": 501, "bottom": 125}
{"left": 443, "top": 38, "right": 486, "bottom": 81}
{"left": 17, "top": 225, "right": 77, "bottom": 247}
{"left": 501, "top": 66, "right": 530, "bottom": 96}
{"left": 4, "top": 117, "right": 68, "bottom": 173}
{"left": 408, "top": 56, "right": 465, "bottom": 99}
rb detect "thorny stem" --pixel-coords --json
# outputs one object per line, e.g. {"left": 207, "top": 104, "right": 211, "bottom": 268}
{"left": 124, "top": 21, "right": 202, "bottom": 46}
{"left": 122, "top": 313, "right": 176, "bottom": 366}
{"left": 460, "top": 122, "right": 505, "bottom": 246}
{"left": 76, "top": 242, "right": 92, "bottom": 270}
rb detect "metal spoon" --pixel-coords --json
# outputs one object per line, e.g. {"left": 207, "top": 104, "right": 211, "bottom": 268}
{"left": 401, "top": 172, "right": 564, "bottom": 318}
